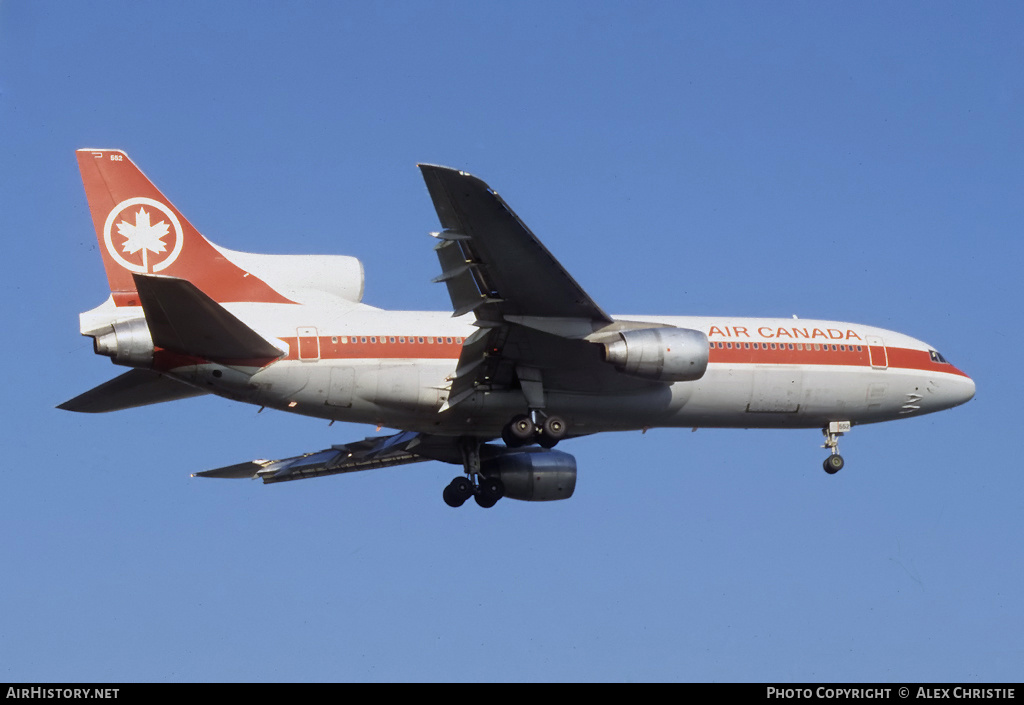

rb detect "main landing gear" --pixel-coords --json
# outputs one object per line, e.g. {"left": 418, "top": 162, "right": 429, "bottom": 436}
{"left": 443, "top": 474, "right": 504, "bottom": 509}
{"left": 501, "top": 412, "right": 567, "bottom": 449}
{"left": 822, "top": 421, "right": 851, "bottom": 474}
{"left": 442, "top": 438, "right": 506, "bottom": 509}
{"left": 442, "top": 412, "right": 570, "bottom": 508}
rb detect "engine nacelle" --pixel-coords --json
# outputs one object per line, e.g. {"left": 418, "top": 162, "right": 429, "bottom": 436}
{"left": 480, "top": 448, "right": 577, "bottom": 502}
{"left": 92, "top": 317, "right": 154, "bottom": 368}
{"left": 603, "top": 327, "right": 709, "bottom": 382}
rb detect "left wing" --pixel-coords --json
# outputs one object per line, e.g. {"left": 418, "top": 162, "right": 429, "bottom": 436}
{"left": 419, "top": 165, "right": 663, "bottom": 411}
{"left": 194, "top": 431, "right": 462, "bottom": 484}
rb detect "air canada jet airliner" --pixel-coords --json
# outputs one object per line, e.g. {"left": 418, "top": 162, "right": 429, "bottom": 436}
{"left": 61, "top": 150, "right": 975, "bottom": 507}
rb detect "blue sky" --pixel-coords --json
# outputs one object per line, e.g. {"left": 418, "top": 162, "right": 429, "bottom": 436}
{"left": 2, "top": 1, "right": 1021, "bottom": 682}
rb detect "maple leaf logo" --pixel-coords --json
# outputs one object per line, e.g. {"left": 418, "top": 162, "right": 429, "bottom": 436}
{"left": 103, "top": 198, "right": 184, "bottom": 274}
{"left": 116, "top": 207, "right": 170, "bottom": 272}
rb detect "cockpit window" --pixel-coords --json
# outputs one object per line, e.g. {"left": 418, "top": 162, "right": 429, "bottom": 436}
{"left": 929, "top": 350, "right": 948, "bottom": 364}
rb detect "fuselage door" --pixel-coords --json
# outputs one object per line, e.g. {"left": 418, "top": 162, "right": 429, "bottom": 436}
{"left": 867, "top": 335, "right": 888, "bottom": 370}
{"left": 297, "top": 327, "right": 320, "bottom": 361}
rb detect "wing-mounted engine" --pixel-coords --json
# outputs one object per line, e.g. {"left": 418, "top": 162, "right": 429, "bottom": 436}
{"left": 602, "top": 327, "right": 709, "bottom": 382}
{"left": 92, "top": 317, "right": 154, "bottom": 368}
{"left": 479, "top": 447, "right": 577, "bottom": 501}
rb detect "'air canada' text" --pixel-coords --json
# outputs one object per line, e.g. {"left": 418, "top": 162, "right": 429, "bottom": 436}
{"left": 708, "top": 325, "right": 863, "bottom": 341}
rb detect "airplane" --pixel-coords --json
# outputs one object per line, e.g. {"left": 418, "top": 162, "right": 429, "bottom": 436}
{"left": 61, "top": 149, "right": 976, "bottom": 508}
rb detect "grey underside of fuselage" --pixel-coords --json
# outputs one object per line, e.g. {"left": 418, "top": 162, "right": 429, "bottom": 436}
{"left": 172, "top": 357, "right": 934, "bottom": 436}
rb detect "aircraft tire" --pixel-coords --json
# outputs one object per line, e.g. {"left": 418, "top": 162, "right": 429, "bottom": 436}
{"left": 474, "top": 477, "right": 504, "bottom": 508}
{"left": 823, "top": 454, "right": 844, "bottom": 474}
{"left": 505, "top": 415, "right": 536, "bottom": 446}
{"left": 539, "top": 416, "right": 567, "bottom": 448}
{"left": 443, "top": 477, "right": 474, "bottom": 507}
{"left": 502, "top": 425, "right": 525, "bottom": 447}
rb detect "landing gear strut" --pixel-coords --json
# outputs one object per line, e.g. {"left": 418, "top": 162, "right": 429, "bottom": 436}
{"left": 822, "top": 421, "right": 850, "bottom": 474}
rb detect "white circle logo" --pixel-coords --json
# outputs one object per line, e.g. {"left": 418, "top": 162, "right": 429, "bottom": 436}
{"left": 103, "top": 197, "right": 184, "bottom": 273}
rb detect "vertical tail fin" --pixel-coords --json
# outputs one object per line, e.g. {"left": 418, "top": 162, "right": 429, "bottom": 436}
{"left": 77, "top": 149, "right": 293, "bottom": 306}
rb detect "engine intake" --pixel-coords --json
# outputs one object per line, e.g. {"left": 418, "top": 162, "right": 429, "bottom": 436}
{"left": 480, "top": 448, "right": 576, "bottom": 502}
{"left": 92, "top": 317, "right": 154, "bottom": 368}
{"left": 603, "top": 327, "right": 709, "bottom": 382}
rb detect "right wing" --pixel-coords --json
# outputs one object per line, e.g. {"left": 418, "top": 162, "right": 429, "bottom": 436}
{"left": 419, "top": 164, "right": 613, "bottom": 325}
{"left": 419, "top": 165, "right": 664, "bottom": 412}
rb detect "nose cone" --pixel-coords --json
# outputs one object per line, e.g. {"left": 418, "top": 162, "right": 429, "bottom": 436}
{"left": 953, "top": 371, "right": 976, "bottom": 406}
{"left": 936, "top": 369, "right": 975, "bottom": 410}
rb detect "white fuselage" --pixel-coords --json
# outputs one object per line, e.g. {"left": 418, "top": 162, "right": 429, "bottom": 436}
{"left": 90, "top": 297, "right": 972, "bottom": 438}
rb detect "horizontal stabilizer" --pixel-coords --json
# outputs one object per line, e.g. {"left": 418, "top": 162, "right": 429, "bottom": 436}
{"left": 134, "top": 273, "right": 283, "bottom": 364}
{"left": 58, "top": 369, "right": 208, "bottom": 413}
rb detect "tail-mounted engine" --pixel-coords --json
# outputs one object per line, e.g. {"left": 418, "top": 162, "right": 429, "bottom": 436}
{"left": 603, "top": 327, "right": 709, "bottom": 382}
{"left": 91, "top": 317, "right": 154, "bottom": 368}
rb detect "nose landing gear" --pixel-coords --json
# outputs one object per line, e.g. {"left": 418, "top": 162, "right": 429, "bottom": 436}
{"left": 822, "top": 421, "right": 850, "bottom": 474}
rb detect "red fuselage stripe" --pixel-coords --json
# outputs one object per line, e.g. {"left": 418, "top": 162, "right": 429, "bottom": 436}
{"left": 267, "top": 335, "right": 968, "bottom": 379}
{"left": 280, "top": 335, "right": 466, "bottom": 361}
{"left": 706, "top": 342, "right": 968, "bottom": 377}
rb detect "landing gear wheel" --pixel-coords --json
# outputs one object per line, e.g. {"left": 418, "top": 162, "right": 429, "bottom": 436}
{"left": 443, "top": 476, "right": 474, "bottom": 507}
{"left": 538, "top": 415, "right": 567, "bottom": 448}
{"left": 503, "top": 414, "right": 536, "bottom": 447}
{"left": 475, "top": 477, "right": 505, "bottom": 508}
{"left": 823, "top": 454, "right": 845, "bottom": 474}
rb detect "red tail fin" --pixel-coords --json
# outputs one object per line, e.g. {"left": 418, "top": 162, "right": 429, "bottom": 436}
{"left": 77, "top": 149, "right": 293, "bottom": 306}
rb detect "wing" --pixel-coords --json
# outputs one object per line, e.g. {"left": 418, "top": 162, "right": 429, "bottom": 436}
{"left": 193, "top": 431, "right": 465, "bottom": 484}
{"left": 418, "top": 165, "right": 661, "bottom": 409}
{"left": 419, "top": 164, "right": 613, "bottom": 324}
